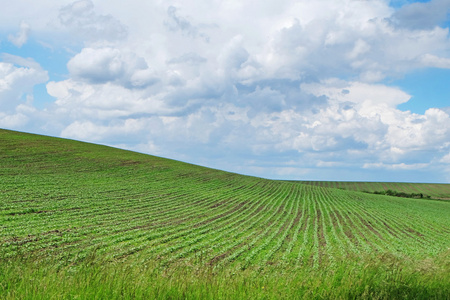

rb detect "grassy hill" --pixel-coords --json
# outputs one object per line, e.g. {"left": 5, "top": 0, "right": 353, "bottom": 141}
{"left": 1, "top": 129, "right": 449, "bottom": 299}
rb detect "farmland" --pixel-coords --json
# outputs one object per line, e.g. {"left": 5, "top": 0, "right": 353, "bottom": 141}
{"left": 1, "top": 128, "right": 449, "bottom": 299}
{"left": 301, "top": 181, "right": 450, "bottom": 200}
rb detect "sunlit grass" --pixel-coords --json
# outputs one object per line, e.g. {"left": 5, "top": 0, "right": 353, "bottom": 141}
{"left": 1, "top": 250, "right": 449, "bottom": 299}
{"left": 1, "top": 128, "right": 449, "bottom": 299}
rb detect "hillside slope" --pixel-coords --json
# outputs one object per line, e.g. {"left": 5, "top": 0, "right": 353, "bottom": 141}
{"left": 1, "top": 128, "right": 450, "bottom": 298}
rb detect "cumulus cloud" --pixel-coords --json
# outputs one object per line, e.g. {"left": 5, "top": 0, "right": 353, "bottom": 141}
{"left": 300, "top": 80, "right": 450, "bottom": 156}
{"left": 45, "top": 0, "right": 450, "bottom": 182}
{"left": 0, "top": 55, "right": 48, "bottom": 130}
{"left": 0, "top": 56, "right": 48, "bottom": 111}
{"left": 8, "top": 21, "right": 31, "bottom": 47}
{"left": 2, "top": 0, "right": 450, "bottom": 182}
{"left": 278, "top": 14, "right": 450, "bottom": 80}
{"left": 67, "top": 47, "right": 158, "bottom": 88}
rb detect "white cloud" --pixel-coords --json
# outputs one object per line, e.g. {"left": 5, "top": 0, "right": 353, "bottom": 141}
{"left": 0, "top": 56, "right": 48, "bottom": 130}
{"left": 1, "top": 54, "right": 44, "bottom": 70}
{"left": 46, "top": 79, "right": 171, "bottom": 120}
{"left": 68, "top": 47, "right": 124, "bottom": 83}
{"left": 67, "top": 47, "right": 158, "bottom": 87}
{"left": 301, "top": 80, "right": 411, "bottom": 108}
{"left": 61, "top": 118, "right": 147, "bottom": 141}
{"left": 8, "top": 21, "right": 31, "bottom": 47}
{"left": 420, "top": 53, "right": 450, "bottom": 69}
{"left": 300, "top": 80, "right": 450, "bottom": 156}
{"left": 2, "top": 0, "right": 450, "bottom": 182}
{"left": 441, "top": 153, "right": 450, "bottom": 164}
{"left": 46, "top": 67, "right": 450, "bottom": 180}
{"left": 0, "top": 112, "right": 28, "bottom": 128}
{"left": 0, "top": 59, "right": 48, "bottom": 111}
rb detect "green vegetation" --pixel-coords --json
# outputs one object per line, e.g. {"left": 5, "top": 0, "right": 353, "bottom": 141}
{"left": 1, "top": 129, "right": 449, "bottom": 299}
{"left": 371, "top": 189, "right": 428, "bottom": 199}
{"left": 301, "top": 181, "right": 450, "bottom": 200}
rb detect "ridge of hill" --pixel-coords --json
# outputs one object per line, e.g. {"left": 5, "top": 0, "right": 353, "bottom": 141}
{"left": 1, "top": 128, "right": 449, "bottom": 299}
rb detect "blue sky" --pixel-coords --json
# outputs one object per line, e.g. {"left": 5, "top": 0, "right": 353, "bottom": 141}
{"left": 394, "top": 68, "right": 450, "bottom": 114}
{"left": 1, "top": 0, "right": 450, "bottom": 183}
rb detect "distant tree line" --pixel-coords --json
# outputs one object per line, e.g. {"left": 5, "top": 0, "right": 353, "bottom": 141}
{"left": 365, "top": 190, "right": 431, "bottom": 199}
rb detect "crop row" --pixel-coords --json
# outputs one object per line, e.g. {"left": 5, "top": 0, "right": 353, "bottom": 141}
{"left": 1, "top": 130, "right": 449, "bottom": 269}
{"left": 301, "top": 181, "right": 450, "bottom": 199}
{"left": 3, "top": 174, "right": 449, "bottom": 268}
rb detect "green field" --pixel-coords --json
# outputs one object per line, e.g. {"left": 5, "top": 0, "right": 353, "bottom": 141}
{"left": 301, "top": 181, "right": 450, "bottom": 200}
{"left": 1, "top": 129, "right": 449, "bottom": 299}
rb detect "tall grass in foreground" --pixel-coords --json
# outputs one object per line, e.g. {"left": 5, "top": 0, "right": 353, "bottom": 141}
{"left": 1, "top": 250, "right": 449, "bottom": 299}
